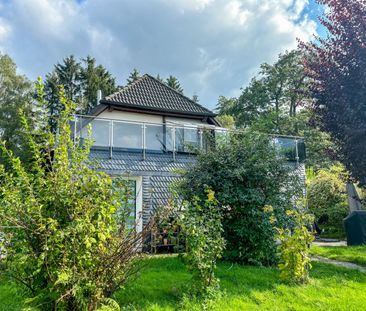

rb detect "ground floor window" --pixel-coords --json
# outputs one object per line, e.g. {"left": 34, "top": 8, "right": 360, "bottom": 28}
{"left": 113, "top": 176, "right": 143, "bottom": 232}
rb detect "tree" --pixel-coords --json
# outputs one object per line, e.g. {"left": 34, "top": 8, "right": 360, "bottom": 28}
{"left": 216, "top": 114, "right": 235, "bottom": 129}
{"left": 127, "top": 68, "right": 141, "bottom": 85}
{"left": 301, "top": 0, "right": 366, "bottom": 185}
{"left": 307, "top": 164, "right": 349, "bottom": 238}
{"left": 179, "top": 132, "right": 302, "bottom": 265}
{"left": 216, "top": 50, "right": 336, "bottom": 169}
{"left": 79, "top": 56, "right": 117, "bottom": 113}
{"left": 0, "top": 80, "right": 150, "bottom": 310}
{"left": 45, "top": 55, "right": 117, "bottom": 123}
{"left": 0, "top": 54, "right": 33, "bottom": 163}
{"left": 229, "top": 50, "right": 310, "bottom": 132}
{"left": 166, "top": 75, "right": 183, "bottom": 93}
{"left": 54, "top": 55, "right": 81, "bottom": 102}
{"left": 155, "top": 74, "right": 163, "bottom": 82}
{"left": 192, "top": 94, "right": 199, "bottom": 103}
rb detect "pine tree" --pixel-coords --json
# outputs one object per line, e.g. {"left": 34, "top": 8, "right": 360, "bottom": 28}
{"left": 166, "top": 75, "right": 183, "bottom": 94}
{"left": 79, "top": 56, "right": 117, "bottom": 113}
{"left": 127, "top": 68, "right": 141, "bottom": 84}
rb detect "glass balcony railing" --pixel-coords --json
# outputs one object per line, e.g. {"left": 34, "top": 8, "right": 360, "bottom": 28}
{"left": 71, "top": 115, "right": 306, "bottom": 163}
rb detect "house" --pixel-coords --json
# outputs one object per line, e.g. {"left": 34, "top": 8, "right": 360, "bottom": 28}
{"left": 74, "top": 74, "right": 306, "bottom": 234}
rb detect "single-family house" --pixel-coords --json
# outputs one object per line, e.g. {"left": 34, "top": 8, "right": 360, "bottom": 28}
{"left": 74, "top": 74, "right": 306, "bottom": 238}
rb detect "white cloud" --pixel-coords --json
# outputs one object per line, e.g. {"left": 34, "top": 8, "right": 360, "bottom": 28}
{"left": 0, "top": 0, "right": 318, "bottom": 108}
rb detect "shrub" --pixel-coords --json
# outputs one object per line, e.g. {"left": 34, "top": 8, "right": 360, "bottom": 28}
{"left": 179, "top": 131, "right": 302, "bottom": 265}
{"left": 277, "top": 209, "right": 314, "bottom": 284}
{"left": 177, "top": 189, "right": 225, "bottom": 307}
{"left": 307, "top": 164, "right": 348, "bottom": 238}
{"left": 0, "top": 81, "right": 149, "bottom": 310}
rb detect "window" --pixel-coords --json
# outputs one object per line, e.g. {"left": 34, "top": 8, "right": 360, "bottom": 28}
{"left": 113, "top": 177, "right": 143, "bottom": 232}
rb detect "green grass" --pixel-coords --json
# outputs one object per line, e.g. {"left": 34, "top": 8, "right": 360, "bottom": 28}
{"left": 2, "top": 255, "right": 366, "bottom": 310}
{"left": 310, "top": 245, "right": 366, "bottom": 266}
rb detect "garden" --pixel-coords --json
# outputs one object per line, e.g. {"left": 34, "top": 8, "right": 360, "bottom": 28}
{"left": 2, "top": 253, "right": 366, "bottom": 311}
{"left": 1, "top": 0, "right": 366, "bottom": 310}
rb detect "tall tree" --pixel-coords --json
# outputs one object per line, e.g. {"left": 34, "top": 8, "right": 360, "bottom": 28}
{"left": 79, "top": 56, "right": 117, "bottom": 113}
{"left": 217, "top": 50, "right": 310, "bottom": 134}
{"left": 54, "top": 55, "right": 81, "bottom": 102}
{"left": 166, "top": 75, "right": 183, "bottom": 93}
{"left": 301, "top": 0, "right": 366, "bottom": 184}
{"left": 45, "top": 55, "right": 117, "bottom": 121}
{"left": 0, "top": 54, "right": 33, "bottom": 162}
{"left": 216, "top": 50, "right": 336, "bottom": 169}
{"left": 127, "top": 68, "right": 141, "bottom": 84}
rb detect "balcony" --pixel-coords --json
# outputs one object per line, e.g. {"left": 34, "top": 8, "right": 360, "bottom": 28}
{"left": 72, "top": 115, "right": 305, "bottom": 163}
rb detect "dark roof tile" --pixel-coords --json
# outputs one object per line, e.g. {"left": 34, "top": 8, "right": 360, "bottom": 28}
{"left": 102, "top": 74, "right": 215, "bottom": 117}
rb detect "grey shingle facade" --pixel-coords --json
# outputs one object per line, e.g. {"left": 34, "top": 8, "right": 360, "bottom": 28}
{"left": 90, "top": 149, "right": 306, "bottom": 227}
{"left": 90, "top": 149, "right": 194, "bottom": 225}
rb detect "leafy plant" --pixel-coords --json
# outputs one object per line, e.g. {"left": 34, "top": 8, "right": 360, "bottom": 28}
{"left": 277, "top": 209, "right": 314, "bottom": 284}
{"left": 178, "top": 189, "right": 225, "bottom": 304}
{"left": 0, "top": 79, "right": 149, "bottom": 310}
{"left": 307, "top": 164, "right": 348, "bottom": 238}
{"left": 179, "top": 131, "right": 303, "bottom": 265}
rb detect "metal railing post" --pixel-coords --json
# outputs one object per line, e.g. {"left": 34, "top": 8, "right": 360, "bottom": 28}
{"left": 295, "top": 139, "right": 299, "bottom": 166}
{"left": 142, "top": 123, "right": 146, "bottom": 160}
{"left": 172, "top": 127, "right": 176, "bottom": 162}
{"left": 110, "top": 120, "right": 114, "bottom": 159}
{"left": 199, "top": 128, "right": 203, "bottom": 151}
{"left": 73, "top": 115, "right": 77, "bottom": 143}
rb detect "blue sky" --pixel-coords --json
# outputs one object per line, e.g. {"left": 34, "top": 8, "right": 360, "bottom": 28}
{"left": 0, "top": 0, "right": 324, "bottom": 110}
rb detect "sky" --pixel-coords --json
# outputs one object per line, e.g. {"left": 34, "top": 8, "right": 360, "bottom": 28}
{"left": 0, "top": 0, "right": 324, "bottom": 110}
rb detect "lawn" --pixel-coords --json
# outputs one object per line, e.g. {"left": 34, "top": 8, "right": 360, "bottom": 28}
{"left": 2, "top": 256, "right": 366, "bottom": 311}
{"left": 310, "top": 244, "right": 366, "bottom": 266}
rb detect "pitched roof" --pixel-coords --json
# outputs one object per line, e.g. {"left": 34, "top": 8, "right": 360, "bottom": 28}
{"left": 101, "top": 74, "right": 216, "bottom": 117}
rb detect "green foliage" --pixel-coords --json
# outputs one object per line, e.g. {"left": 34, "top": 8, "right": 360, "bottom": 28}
{"left": 216, "top": 50, "right": 337, "bottom": 169}
{"left": 307, "top": 164, "right": 348, "bottom": 238}
{"left": 0, "top": 53, "right": 33, "bottom": 164}
{"left": 179, "top": 131, "right": 302, "bottom": 265}
{"left": 165, "top": 75, "right": 183, "bottom": 94}
{"left": 0, "top": 79, "right": 145, "bottom": 310}
{"left": 44, "top": 55, "right": 117, "bottom": 127}
{"left": 178, "top": 189, "right": 225, "bottom": 302}
{"left": 215, "top": 114, "right": 235, "bottom": 129}
{"left": 277, "top": 209, "right": 314, "bottom": 284}
{"left": 127, "top": 69, "right": 141, "bottom": 85}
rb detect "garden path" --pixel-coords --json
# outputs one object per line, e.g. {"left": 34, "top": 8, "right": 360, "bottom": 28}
{"left": 311, "top": 256, "right": 366, "bottom": 273}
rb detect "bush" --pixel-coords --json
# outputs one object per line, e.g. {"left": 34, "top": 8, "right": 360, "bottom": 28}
{"left": 0, "top": 81, "right": 149, "bottom": 310}
{"left": 178, "top": 189, "right": 225, "bottom": 301}
{"left": 307, "top": 164, "right": 348, "bottom": 238}
{"left": 179, "top": 131, "right": 302, "bottom": 265}
{"left": 277, "top": 209, "right": 314, "bottom": 284}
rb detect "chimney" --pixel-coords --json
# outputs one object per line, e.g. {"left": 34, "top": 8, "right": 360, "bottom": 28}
{"left": 97, "top": 89, "right": 102, "bottom": 105}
